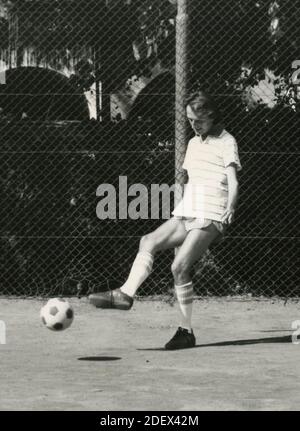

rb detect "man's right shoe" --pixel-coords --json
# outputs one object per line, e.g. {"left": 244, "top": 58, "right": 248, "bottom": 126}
{"left": 89, "top": 288, "right": 134, "bottom": 310}
{"left": 165, "top": 327, "right": 196, "bottom": 350}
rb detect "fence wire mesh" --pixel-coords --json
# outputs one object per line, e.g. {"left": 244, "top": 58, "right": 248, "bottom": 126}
{"left": 0, "top": 0, "right": 299, "bottom": 298}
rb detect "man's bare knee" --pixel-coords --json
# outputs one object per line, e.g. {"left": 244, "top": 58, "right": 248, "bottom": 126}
{"left": 139, "top": 234, "right": 157, "bottom": 254}
{"left": 171, "top": 260, "right": 191, "bottom": 284}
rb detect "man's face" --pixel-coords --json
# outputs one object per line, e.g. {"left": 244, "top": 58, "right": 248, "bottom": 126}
{"left": 186, "top": 104, "right": 214, "bottom": 137}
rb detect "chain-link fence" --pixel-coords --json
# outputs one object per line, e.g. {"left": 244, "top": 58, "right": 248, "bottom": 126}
{"left": 0, "top": 0, "right": 299, "bottom": 298}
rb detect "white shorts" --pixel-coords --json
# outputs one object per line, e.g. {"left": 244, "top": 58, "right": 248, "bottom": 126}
{"left": 174, "top": 217, "right": 226, "bottom": 244}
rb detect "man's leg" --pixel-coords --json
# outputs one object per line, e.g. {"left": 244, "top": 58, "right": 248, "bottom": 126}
{"left": 89, "top": 218, "right": 187, "bottom": 309}
{"left": 165, "top": 224, "right": 220, "bottom": 350}
{"left": 120, "top": 217, "right": 187, "bottom": 297}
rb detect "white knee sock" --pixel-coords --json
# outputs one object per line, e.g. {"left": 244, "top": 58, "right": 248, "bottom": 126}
{"left": 120, "top": 251, "right": 154, "bottom": 298}
{"left": 175, "top": 281, "right": 194, "bottom": 332}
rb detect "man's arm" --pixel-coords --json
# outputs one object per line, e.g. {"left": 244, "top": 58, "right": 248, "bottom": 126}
{"left": 221, "top": 164, "right": 239, "bottom": 225}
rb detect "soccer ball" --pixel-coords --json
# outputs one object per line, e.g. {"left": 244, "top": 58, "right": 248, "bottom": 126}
{"left": 40, "top": 298, "right": 74, "bottom": 331}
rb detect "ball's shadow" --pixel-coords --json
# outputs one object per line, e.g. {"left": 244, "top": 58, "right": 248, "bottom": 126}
{"left": 78, "top": 356, "right": 121, "bottom": 361}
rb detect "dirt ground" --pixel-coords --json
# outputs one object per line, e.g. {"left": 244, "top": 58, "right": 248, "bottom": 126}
{"left": 0, "top": 297, "right": 299, "bottom": 411}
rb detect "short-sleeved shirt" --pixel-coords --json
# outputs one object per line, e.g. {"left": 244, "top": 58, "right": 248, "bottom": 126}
{"left": 172, "top": 129, "right": 242, "bottom": 222}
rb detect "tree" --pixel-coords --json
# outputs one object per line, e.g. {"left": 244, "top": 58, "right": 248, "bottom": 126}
{"left": 188, "top": 0, "right": 299, "bottom": 110}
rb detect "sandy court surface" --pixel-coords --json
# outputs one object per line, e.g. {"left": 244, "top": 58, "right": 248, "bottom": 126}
{"left": 0, "top": 297, "right": 299, "bottom": 411}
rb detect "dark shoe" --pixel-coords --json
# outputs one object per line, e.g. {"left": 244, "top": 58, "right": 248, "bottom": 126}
{"left": 89, "top": 288, "right": 133, "bottom": 310}
{"left": 165, "top": 327, "right": 196, "bottom": 350}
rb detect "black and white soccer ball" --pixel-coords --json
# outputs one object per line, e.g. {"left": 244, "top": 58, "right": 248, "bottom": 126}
{"left": 40, "top": 298, "right": 74, "bottom": 331}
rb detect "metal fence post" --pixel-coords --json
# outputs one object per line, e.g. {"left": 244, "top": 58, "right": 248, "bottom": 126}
{"left": 175, "top": 0, "right": 189, "bottom": 209}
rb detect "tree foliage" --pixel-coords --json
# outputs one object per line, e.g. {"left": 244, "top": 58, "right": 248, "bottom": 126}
{"left": 0, "top": 0, "right": 298, "bottom": 104}
{"left": 0, "top": 0, "right": 175, "bottom": 89}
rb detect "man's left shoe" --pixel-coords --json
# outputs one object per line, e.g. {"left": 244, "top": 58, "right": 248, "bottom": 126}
{"left": 165, "top": 327, "right": 196, "bottom": 350}
{"left": 89, "top": 288, "right": 133, "bottom": 310}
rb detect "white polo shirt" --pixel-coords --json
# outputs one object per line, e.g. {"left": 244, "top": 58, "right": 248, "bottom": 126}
{"left": 172, "top": 129, "right": 242, "bottom": 222}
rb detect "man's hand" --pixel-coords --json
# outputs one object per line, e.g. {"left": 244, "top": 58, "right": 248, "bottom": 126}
{"left": 221, "top": 207, "right": 235, "bottom": 225}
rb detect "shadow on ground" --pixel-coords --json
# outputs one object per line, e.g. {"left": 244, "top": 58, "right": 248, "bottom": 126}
{"left": 137, "top": 335, "right": 292, "bottom": 351}
{"left": 78, "top": 356, "right": 122, "bottom": 361}
{"left": 259, "top": 329, "right": 291, "bottom": 333}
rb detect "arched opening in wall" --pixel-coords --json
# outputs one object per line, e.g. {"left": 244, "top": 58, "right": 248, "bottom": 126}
{"left": 0, "top": 67, "right": 89, "bottom": 121}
